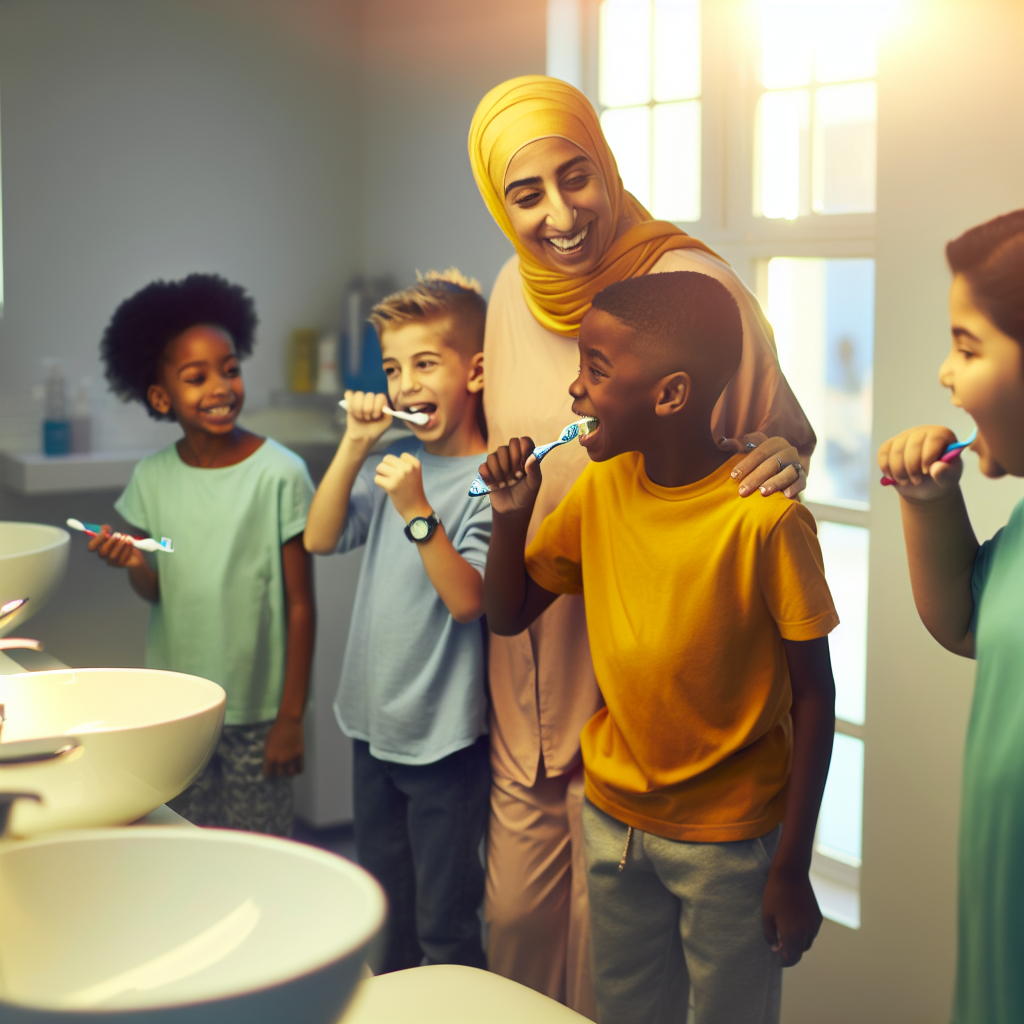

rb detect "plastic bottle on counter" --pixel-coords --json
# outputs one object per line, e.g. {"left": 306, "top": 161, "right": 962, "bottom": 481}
{"left": 316, "top": 332, "right": 341, "bottom": 394}
{"left": 70, "top": 376, "right": 92, "bottom": 453}
{"left": 42, "top": 359, "right": 71, "bottom": 456}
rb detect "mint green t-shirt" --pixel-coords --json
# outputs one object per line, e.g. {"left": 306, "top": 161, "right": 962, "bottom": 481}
{"left": 115, "top": 439, "right": 314, "bottom": 725}
{"left": 955, "top": 497, "right": 1024, "bottom": 1023}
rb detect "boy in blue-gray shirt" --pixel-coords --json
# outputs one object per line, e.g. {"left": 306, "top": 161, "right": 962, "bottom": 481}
{"left": 305, "top": 270, "right": 491, "bottom": 972}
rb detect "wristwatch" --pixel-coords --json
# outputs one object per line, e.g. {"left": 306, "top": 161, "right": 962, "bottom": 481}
{"left": 404, "top": 511, "right": 442, "bottom": 543}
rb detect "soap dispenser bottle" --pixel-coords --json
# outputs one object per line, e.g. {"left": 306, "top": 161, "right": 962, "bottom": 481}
{"left": 42, "top": 359, "right": 71, "bottom": 456}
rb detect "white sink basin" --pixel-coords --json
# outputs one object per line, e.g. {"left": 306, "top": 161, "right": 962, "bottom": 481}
{"left": 0, "top": 828, "right": 386, "bottom": 1022}
{"left": 0, "top": 668, "right": 224, "bottom": 836}
{"left": 0, "top": 522, "right": 70, "bottom": 637}
{"left": 342, "top": 965, "right": 593, "bottom": 1023}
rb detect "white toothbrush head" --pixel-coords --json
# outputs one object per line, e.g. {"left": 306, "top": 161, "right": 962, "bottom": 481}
{"left": 66, "top": 518, "right": 86, "bottom": 532}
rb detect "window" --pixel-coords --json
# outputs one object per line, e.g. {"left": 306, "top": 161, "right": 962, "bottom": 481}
{"left": 597, "top": 0, "right": 701, "bottom": 221}
{"left": 755, "top": 1, "right": 879, "bottom": 219}
{"left": 560, "top": 0, "right": 883, "bottom": 929}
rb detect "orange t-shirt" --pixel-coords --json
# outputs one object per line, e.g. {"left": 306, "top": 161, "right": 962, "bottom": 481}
{"left": 525, "top": 453, "right": 839, "bottom": 842}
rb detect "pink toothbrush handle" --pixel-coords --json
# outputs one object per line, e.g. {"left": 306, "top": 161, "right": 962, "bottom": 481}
{"left": 881, "top": 442, "right": 967, "bottom": 486}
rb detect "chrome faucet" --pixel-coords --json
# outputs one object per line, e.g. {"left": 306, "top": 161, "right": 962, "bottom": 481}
{"left": 0, "top": 740, "right": 80, "bottom": 838}
{"left": 0, "top": 792, "right": 41, "bottom": 839}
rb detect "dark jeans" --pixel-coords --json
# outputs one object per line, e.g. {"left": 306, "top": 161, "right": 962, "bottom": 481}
{"left": 353, "top": 735, "right": 490, "bottom": 973}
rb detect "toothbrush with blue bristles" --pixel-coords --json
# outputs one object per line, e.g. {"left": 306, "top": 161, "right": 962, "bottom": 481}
{"left": 66, "top": 518, "right": 174, "bottom": 553}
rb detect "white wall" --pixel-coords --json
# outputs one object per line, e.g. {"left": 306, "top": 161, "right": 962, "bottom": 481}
{"left": 358, "top": 0, "right": 546, "bottom": 292}
{"left": 0, "top": 0, "right": 359, "bottom": 439}
{"left": 783, "top": 4, "right": 1024, "bottom": 1021}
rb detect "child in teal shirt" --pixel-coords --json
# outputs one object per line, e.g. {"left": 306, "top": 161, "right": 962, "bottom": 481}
{"left": 878, "top": 210, "right": 1024, "bottom": 1023}
{"left": 90, "top": 274, "right": 316, "bottom": 835}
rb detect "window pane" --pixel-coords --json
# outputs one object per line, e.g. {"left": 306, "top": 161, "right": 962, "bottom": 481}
{"left": 818, "top": 522, "right": 868, "bottom": 725}
{"left": 601, "top": 106, "right": 652, "bottom": 208}
{"left": 755, "top": 89, "right": 809, "bottom": 219}
{"left": 765, "top": 257, "right": 875, "bottom": 506}
{"left": 600, "top": 0, "right": 652, "bottom": 108}
{"left": 653, "top": 101, "right": 700, "bottom": 222}
{"left": 817, "top": 733, "right": 864, "bottom": 866}
{"left": 814, "top": 3, "right": 878, "bottom": 83}
{"left": 760, "top": 1, "right": 812, "bottom": 89}
{"left": 813, "top": 82, "right": 877, "bottom": 214}
{"left": 654, "top": 0, "right": 700, "bottom": 101}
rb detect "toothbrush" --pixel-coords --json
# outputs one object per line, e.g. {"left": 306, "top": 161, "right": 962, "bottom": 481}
{"left": 66, "top": 518, "right": 174, "bottom": 553}
{"left": 338, "top": 398, "right": 430, "bottom": 427}
{"left": 468, "top": 418, "right": 600, "bottom": 497}
{"left": 880, "top": 428, "right": 977, "bottom": 486}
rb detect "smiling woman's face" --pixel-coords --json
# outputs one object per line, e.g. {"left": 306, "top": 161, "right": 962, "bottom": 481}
{"left": 502, "top": 137, "right": 616, "bottom": 276}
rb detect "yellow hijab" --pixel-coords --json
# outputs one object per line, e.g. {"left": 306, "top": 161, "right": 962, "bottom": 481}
{"left": 469, "top": 75, "right": 720, "bottom": 337}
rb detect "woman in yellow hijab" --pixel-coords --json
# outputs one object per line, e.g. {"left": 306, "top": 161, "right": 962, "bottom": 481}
{"left": 469, "top": 75, "right": 815, "bottom": 1017}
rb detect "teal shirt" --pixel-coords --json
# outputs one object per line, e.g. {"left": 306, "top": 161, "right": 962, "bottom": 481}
{"left": 956, "top": 498, "right": 1024, "bottom": 1023}
{"left": 115, "top": 439, "right": 314, "bottom": 726}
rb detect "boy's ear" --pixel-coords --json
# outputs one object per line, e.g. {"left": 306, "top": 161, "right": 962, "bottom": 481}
{"left": 653, "top": 371, "right": 690, "bottom": 417}
{"left": 466, "top": 350, "right": 484, "bottom": 393}
{"left": 147, "top": 383, "right": 172, "bottom": 417}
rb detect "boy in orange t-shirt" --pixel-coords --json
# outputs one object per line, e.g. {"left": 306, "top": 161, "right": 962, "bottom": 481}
{"left": 480, "top": 271, "right": 839, "bottom": 1024}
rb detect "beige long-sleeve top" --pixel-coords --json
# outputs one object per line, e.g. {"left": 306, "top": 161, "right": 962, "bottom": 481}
{"left": 484, "top": 248, "right": 816, "bottom": 788}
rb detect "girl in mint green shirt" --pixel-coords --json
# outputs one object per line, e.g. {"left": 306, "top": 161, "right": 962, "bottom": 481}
{"left": 89, "top": 274, "right": 315, "bottom": 835}
{"left": 878, "top": 210, "right": 1024, "bottom": 1023}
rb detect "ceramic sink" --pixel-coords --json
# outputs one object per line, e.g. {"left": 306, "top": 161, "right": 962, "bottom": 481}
{"left": 0, "top": 522, "right": 70, "bottom": 637}
{"left": 0, "top": 827, "right": 386, "bottom": 1023}
{"left": 0, "top": 668, "right": 224, "bottom": 836}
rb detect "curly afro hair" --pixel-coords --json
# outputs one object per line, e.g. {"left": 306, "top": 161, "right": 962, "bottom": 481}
{"left": 100, "top": 273, "right": 258, "bottom": 420}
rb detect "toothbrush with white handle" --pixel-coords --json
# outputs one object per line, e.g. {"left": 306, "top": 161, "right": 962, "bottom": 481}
{"left": 468, "top": 417, "right": 600, "bottom": 496}
{"left": 66, "top": 518, "right": 174, "bottom": 554}
{"left": 338, "top": 398, "right": 430, "bottom": 427}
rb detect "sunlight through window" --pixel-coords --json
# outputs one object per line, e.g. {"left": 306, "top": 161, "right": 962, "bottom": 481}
{"left": 599, "top": 0, "right": 701, "bottom": 222}
{"left": 756, "top": 1, "right": 878, "bottom": 219}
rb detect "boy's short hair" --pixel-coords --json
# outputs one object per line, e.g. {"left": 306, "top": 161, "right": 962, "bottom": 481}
{"left": 946, "top": 209, "right": 1024, "bottom": 346}
{"left": 101, "top": 273, "right": 257, "bottom": 421}
{"left": 591, "top": 271, "right": 743, "bottom": 401}
{"left": 369, "top": 268, "right": 486, "bottom": 360}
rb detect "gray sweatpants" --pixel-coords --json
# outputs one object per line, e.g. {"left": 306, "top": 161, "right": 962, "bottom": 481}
{"left": 583, "top": 799, "right": 782, "bottom": 1024}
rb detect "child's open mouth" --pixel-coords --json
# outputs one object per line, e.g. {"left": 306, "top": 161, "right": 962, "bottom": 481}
{"left": 546, "top": 224, "right": 589, "bottom": 257}
{"left": 404, "top": 403, "right": 438, "bottom": 428}
{"left": 579, "top": 416, "right": 600, "bottom": 445}
{"left": 201, "top": 404, "right": 236, "bottom": 419}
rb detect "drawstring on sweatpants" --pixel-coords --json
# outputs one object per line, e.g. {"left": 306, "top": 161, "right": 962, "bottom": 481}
{"left": 617, "top": 826, "right": 633, "bottom": 872}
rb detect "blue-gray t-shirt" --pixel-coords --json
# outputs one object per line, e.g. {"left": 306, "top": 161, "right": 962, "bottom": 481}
{"left": 334, "top": 438, "right": 492, "bottom": 765}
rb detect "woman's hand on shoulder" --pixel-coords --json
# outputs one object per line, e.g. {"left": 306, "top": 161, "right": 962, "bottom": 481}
{"left": 723, "top": 434, "right": 807, "bottom": 499}
{"left": 878, "top": 425, "right": 962, "bottom": 503}
{"left": 480, "top": 437, "right": 542, "bottom": 516}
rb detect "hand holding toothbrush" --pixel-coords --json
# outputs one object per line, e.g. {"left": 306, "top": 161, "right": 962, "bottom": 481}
{"left": 340, "top": 390, "right": 397, "bottom": 448}
{"left": 478, "top": 437, "right": 544, "bottom": 516}
{"left": 84, "top": 524, "right": 151, "bottom": 571}
{"left": 877, "top": 425, "right": 974, "bottom": 501}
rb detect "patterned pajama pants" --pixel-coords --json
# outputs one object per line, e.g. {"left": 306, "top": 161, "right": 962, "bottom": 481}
{"left": 169, "top": 721, "right": 293, "bottom": 836}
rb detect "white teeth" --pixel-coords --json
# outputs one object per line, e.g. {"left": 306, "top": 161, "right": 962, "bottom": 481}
{"left": 548, "top": 225, "right": 589, "bottom": 252}
{"left": 205, "top": 406, "right": 232, "bottom": 416}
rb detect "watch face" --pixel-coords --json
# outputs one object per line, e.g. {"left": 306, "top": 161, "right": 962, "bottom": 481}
{"left": 410, "top": 518, "right": 430, "bottom": 540}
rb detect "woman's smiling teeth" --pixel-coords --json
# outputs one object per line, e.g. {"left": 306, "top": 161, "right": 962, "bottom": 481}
{"left": 203, "top": 405, "right": 234, "bottom": 417}
{"left": 547, "top": 224, "right": 589, "bottom": 254}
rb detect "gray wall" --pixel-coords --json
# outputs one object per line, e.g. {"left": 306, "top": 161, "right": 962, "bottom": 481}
{"left": 0, "top": 0, "right": 359, "bottom": 420}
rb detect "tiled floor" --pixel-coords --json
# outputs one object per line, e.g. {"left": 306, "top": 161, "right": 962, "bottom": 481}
{"left": 293, "top": 819, "right": 358, "bottom": 863}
